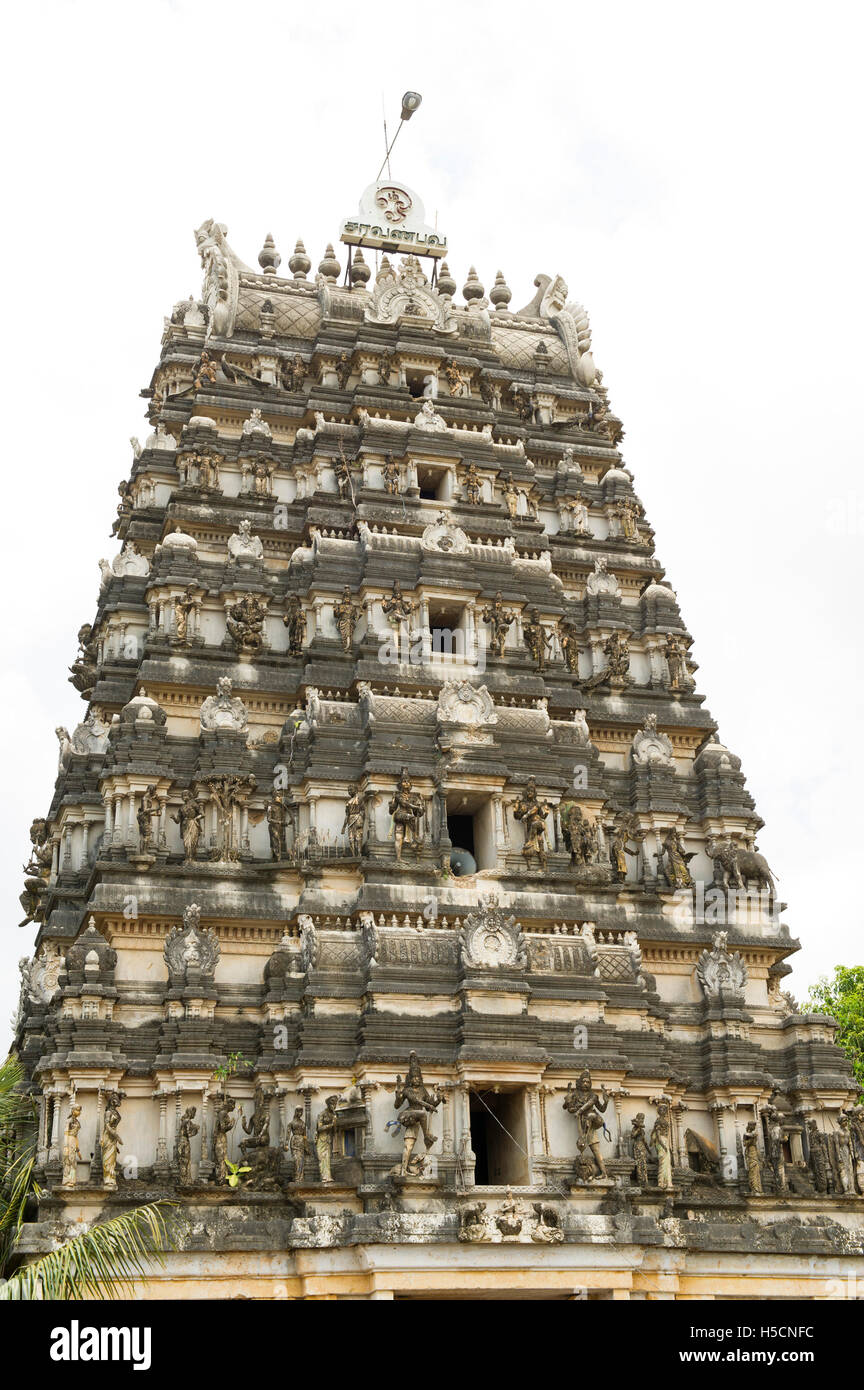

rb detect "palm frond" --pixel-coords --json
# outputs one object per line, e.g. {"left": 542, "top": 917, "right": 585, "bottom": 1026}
{"left": 0, "top": 1201, "right": 177, "bottom": 1301}
{"left": 0, "top": 1056, "right": 31, "bottom": 1129}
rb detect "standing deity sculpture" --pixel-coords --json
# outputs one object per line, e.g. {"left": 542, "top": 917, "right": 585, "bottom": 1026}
{"left": 69, "top": 622, "right": 99, "bottom": 697}
{"left": 806, "top": 1119, "right": 830, "bottom": 1194}
{"left": 226, "top": 594, "right": 268, "bottom": 653}
{"left": 560, "top": 802, "right": 598, "bottom": 868}
{"left": 664, "top": 634, "right": 692, "bottom": 691}
{"left": 461, "top": 461, "right": 483, "bottom": 505}
{"left": 496, "top": 1188, "right": 525, "bottom": 1237}
{"left": 834, "top": 1113, "right": 856, "bottom": 1194}
{"left": 176, "top": 1106, "right": 199, "bottom": 1186}
{"left": 743, "top": 1120, "right": 764, "bottom": 1194}
{"left": 393, "top": 1052, "right": 443, "bottom": 1177}
{"left": 615, "top": 499, "right": 641, "bottom": 540}
{"left": 443, "top": 358, "right": 469, "bottom": 397}
{"left": 631, "top": 1113, "right": 650, "bottom": 1187}
{"left": 20, "top": 818, "right": 53, "bottom": 927}
{"left": 333, "top": 448, "right": 355, "bottom": 499}
{"left": 557, "top": 617, "right": 580, "bottom": 673}
{"left": 136, "top": 785, "right": 158, "bottom": 850}
{"left": 172, "top": 789, "right": 204, "bottom": 862}
{"left": 481, "top": 591, "right": 515, "bottom": 657}
{"left": 377, "top": 353, "right": 393, "bottom": 385}
{"left": 285, "top": 1106, "right": 310, "bottom": 1183}
{"left": 342, "top": 783, "right": 367, "bottom": 857}
{"left": 657, "top": 828, "right": 694, "bottom": 889}
{"left": 512, "top": 778, "right": 552, "bottom": 871}
{"left": 315, "top": 1096, "right": 338, "bottom": 1183}
{"left": 762, "top": 1104, "right": 787, "bottom": 1193}
{"left": 212, "top": 1097, "right": 237, "bottom": 1184}
{"left": 500, "top": 472, "right": 520, "bottom": 519}
{"left": 335, "top": 352, "right": 352, "bottom": 390}
{"left": 283, "top": 594, "right": 306, "bottom": 655}
{"left": 333, "top": 586, "right": 364, "bottom": 651}
{"left": 522, "top": 607, "right": 552, "bottom": 671}
{"left": 193, "top": 349, "right": 218, "bottom": 389}
{"left": 382, "top": 453, "right": 400, "bottom": 495}
{"left": 206, "top": 773, "right": 256, "bottom": 862}
{"left": 609, "top": 815, "right": 643, "bottom": 881}
{"left": 267, "top": 790, "right": 288, "bottom": 861}
{"left": 61, "top": 1103, "right": 83, "bottom": 1188}
{"left": 650, "top": 1099, "right": 674, "bottom": 1189}
{"left": 388, "top": 769, "right": 425, "bottom": 862}
{"left": 563, "top": 1073, "right": 610, "bottom": 1181}
{"left": 100, "top": 1089, "right": 123, "bottom": 1190}
{"left": 172, "top": 586, "right": 201, "bottom": 645}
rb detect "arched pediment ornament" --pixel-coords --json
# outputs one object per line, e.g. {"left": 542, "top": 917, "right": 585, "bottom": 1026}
{"left": 164, "top": 903, "right": 221, "bottom": 980}
{"left": 696, "top": 930, "right": 748, "bottom": 998}
{"left": 460, "top": 896, "right": 527, "bottom": 971}
{"left": 365, "top": 256, "right": 457, "bottom": 333}
{"left": 421, "top": 513, "right": 469, "bottom": 554}
{"left": 437, "top": 681, "right": 498, "bottom": 728}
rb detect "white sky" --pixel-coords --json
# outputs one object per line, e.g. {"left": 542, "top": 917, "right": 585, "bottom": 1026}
{"left": 1, "top": 0, "right": 862, "bottom": 1040}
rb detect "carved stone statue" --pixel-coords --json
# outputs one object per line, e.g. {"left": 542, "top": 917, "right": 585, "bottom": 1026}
{"left": 171, "top": 789, "right": 204, "bottom": 862}
{"left": 286, "top": 1106, "right": 310, "bottom": 1183}
{"left": 226, "top": 593, "right": 268, "bottom": 653}
{"left": 173, "top": 586, "right": 201, "bottom": 645}
{"left": 212, "top": 1097, "right": 237, "bottom": 1184}
{"left": 333, "top": 587, "right": 363, "bottom": 651}
{"left": 461, "top": 461, "right": 483, "bottom": 505}
{"left": 206, "top": 774, "right": 255, "bottom": 862}
{"left": 176, "top": 1106, "right": 199, "bottom": 1186}
{"left": 500, "top": 471, "right": 520, "bottom": 519}
{"left": 481, "top": 592, "right": 515, "bottom": 657}
{"left": 100, "top": 1091, "right": 123, "bottom": 1190}
{"left": 315, "top": 1096, "right": 338, "bottom": 1183}
{"left": 664, "top": 634, "right": 693, "bottom": 691}
{"left": 762, "top": 1103, "right": 787, "bottom": 1193}
{"left": 20, "top": 818, "right": 52, "bottom": 927}
{"left": 650, "top": 1100, "right": 674, "bottom": 1189}
{"left": 382, "top": 453, "right": 400, "bottom": 495}
{"left": 609, "top": 815, "right": 642, "bottom": 881}
{"left": 563, "top": 1072, "right": 610, "bottom": 1181}
{"left": 557, "top": 618, "right": 580, "bottom": 673}
{"left": 495, "top": 1187, "right": 525, "bottom": 1237}
{"left": 522, "top": 607, "right": 552, "bottom": 671}
{"left": 136, "top": 784, "right": 158, "bottom": 849}
{"left": 806, "top": 1119, "right": 829, "bottom": 1195}
{"left": 743, "top": 1120, "right": 763, "bottom": 1194}
{"left": 382, "top": 580, "right": 415, "bottom": 626}
{"left": 512, "top": 778, "right": 552, "bottom": 871}
{"left": 560, "top": 803, "right": 598, "bottom": 868}
{"left": 657, "top": 827, "right": 694, "bottom": 888}
{"left": 61, "top": 1103, "right": 83, "bottom": 1188}
{"left": 193, "top": 349, "right": 218, "bottom": 389}
{"left": 341, "top": 783, "right": 367, "bottom": 856}
{"left": 393, "top": 1052, "right": 443, "bottom": 1176}
{"left": 388, "top": 769, "right": 425, "bottom": 861}
{"left": 69, "top": 622, "right": 99, "bottom": 697}
{"left": 267, "top": 791, "right": 288, "bottom": 861}
{"left": 283, "top": 594, "right": 306, "bottom": 655}
{"left": 227, "top": 518, "right": 264, "bottom": 562}
{"left": 631, "top": 1113, "right": 650, "bottom": 1187}
{"left": 696, "top": 931, "right": 748, "bottom": 998}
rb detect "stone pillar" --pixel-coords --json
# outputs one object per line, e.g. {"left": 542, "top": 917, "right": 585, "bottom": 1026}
{"left": 456, "top": 1083, "right": 475, "bottom": 1186}
{"left": 155, "top": 1090, "right": 169, "bottom": 1168}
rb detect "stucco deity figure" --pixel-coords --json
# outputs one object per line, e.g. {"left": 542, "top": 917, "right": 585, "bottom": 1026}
{"left": 500, "top": 472, "right": 520, "bottom": 519}
{"left": 61, "top": 1103, "right": 83, "bottom": 1188}
{"left": 481, "top": 592, "right": 515, "bottom": 657}
{"left": 283, "top": 594, "right": 306, "bottom": 656}
{"left": 206, "top": 773, "right": 255, "bottom": 862}
{"left": 616, "top": 499, "right": 641, "bottom": 540}
{"left": 382, "top": 453, "right": 400, "bottom": 495}
{"left": 377, "top": 353, "right": 393, "bottom": 385}
{"left": 631, "top": 1113, "right": 650, "bottom": 1187}
{"left": 335, "top": 352, "right": 352, "bottom": 390}
{"left": 316, "top": 1096, "right": 338, "bottom": 1183}
{"left": 602, "top": 631, "right": 630, "bottom": 685}
{"left": 762, "top": 1104, "right": 787, "bottom": 1193}
{"left": 240, "top": 1089, "right": 271, "bottom": 1158}
{"left": 443, "top": 359, "right": 469, "bottom": 397}
{"left": 461, "top": 461, "right": 483, "bottom": 505}
{"left": 267, "top": 791, "right": 288, "bottom": 861}
{"left": 342, "top": 783, "right": 367, "bottom": 857}
{"left": 226, "top": 594, "right": 267, "bottom": 653}
{"left": 512, "top": 778, "right": 552, "bottom": 871}
{"left": 333, "top": 449, "right": 354, "bottom": 499}
{"left": 388, "top": 769, "right": 425, "bottom": 861}
{"left": 743, "top": 1120, "right": 763, "bottom": 1194}
{"left": 806, "top": 1119, "right": 829, "bottom": 1194}
{"left": 496, "top": 1187, "right": 525, "bottom": 1237}
{"left": 650, "top": 1100, "right": 674, "bottom": 1189}
{"left": 561, "top": 498, "right": 591, "bottom": 534}
{"left": 20, "top": 817, "right": 53, "bottom": 926}
{"left": 657, "top": 828, "right": 694, "bottom": 889}
{"left": 557, "top": 618, "right": 580, "bottom": 673}
{"left": 282, "top": 354, "right": 306, "bottom": 392}
{"left": 193, "top": 349, "right": 218, "bottom": 389}
{"left": 212, "top": 1097, "right": 237, "bottom": 1184}
{"left": 560, "top": 803, "right": 598, "bottom": 867}
{"left": 333, "top": 586, "right": 363, "bottom": 651}
{"left": 172, "top": 789, "right": 204, "bottom": 862}
{"left": 834, "top": 1114, "right": 856, "bottom": 1194}
{"left": 136, "top": 785, "right": 158, "bottom": 849}
{"left": 522, "top": 607, "right": 552, "bottom": 671}
{"left": 394, "top": 1052, "right": 443, "bottom": 1176}
{"left": 664, "top": 634, "right": 692, "bottom": 690}
{"left": 609, "top": 815, "right": 642, "bottom": 881}
{"left": 382, "top": 580, "right": 415, "bottom": 627}
{"left": 173, "top": 586, "right": 200, "bottom": 645}
{"left": 286, "top": 1107, "right": 310, "bottom": 1183}
{"left": 563, "top": 1072, "right": 610, "bottom": 1180}
{"left": 69, "top": 622, "right": 99, "bottom": 697}
{"left": 100, "top": 1091, "right": 123, "bottom": 1190}
{"left": 176, "top": 1106, "right": 199, "bottom": 1186}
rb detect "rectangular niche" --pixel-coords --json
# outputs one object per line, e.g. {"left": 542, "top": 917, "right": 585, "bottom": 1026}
{"left": 445, "top": 790, "right": 497, "bottom": 873}
{"left": 417, "top": 464, "right": 452, "bottom": 501}
{"left": 469, "top": 1087, "right": 530, "bottom": 1186}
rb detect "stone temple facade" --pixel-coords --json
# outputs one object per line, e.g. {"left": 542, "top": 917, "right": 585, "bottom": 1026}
{"left": 12, "top": 201, "right": 864, "bottom": 1300}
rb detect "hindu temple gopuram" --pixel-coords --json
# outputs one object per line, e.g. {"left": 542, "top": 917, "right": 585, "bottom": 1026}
{"left": 12, "top": 181, "right": 864, "bottom": 1300}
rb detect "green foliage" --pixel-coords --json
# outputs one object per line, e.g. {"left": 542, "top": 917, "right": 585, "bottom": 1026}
{"left": 0, "top": 1202, "right": 176, "bottom": 1301}
{"left": 807, "top": 965, "right": 864, "bottom": 1094}
{"left": 223, "top": 1161, "right": 252, "bottom": 1189}
{"left": 213, "top": 1051, "right": 253, "bottom": 1086}
{"left": 1, "top": 1052, "right": 178, "bottom": 1300}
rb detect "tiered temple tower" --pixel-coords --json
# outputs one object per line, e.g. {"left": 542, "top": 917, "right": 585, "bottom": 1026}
{"left": 13, "top": 185, "right": 864, "bottom": 1300}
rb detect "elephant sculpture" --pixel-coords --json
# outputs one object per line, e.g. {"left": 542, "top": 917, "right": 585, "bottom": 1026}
{"left": 705, "top": 837, "right": 777, "bottom": 894}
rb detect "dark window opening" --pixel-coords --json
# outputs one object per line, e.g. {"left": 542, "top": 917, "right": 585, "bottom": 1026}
{"left": 447, "top": 813, "right": 476, "bottom": 876}
{"left": 469, "top": 1090, "right": 530, "bottom": 1185}
{"left": 418, "top": 467, "right": 448, "bottom": 501}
